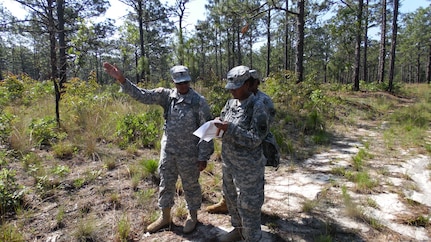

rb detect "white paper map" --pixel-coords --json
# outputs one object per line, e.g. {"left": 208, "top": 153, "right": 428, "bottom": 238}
{"left": 193, "top": 119, "right": 224, "bottom": 142}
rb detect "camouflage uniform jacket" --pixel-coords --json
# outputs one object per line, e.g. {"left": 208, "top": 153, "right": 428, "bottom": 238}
{"left": 255, "top": 90, "right": 276, "bottom": 125}
{"left": 121, "top": 80, "right": 214, "bottom": 161}
{"left": 220, "top": 94, "right": 269, "bottom": 167}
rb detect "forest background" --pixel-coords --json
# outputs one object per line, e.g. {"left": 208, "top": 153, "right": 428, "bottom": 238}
{"left": 1, "top": 0, "right": 431, "bottom": 89}
{"left": 0, "top": 0, "right": 431, "bottom": 241}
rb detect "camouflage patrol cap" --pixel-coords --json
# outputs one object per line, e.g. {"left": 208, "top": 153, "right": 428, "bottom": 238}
{"left": 249, "top": 69, "right": 260, "bottom": 82}
{"left": 170, "top": 65, "right": 192, "bottom": 83}
{"left": 225, "top": 65, "right": 251, "bottom": 90}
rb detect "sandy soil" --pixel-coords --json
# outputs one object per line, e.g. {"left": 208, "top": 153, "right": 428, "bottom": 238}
{"left": 5, "top": 93, "right": 431, "bottom": 242}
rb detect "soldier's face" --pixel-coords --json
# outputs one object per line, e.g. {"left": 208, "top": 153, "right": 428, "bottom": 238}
{"left": 230, "top": 82, "right": 251, "bottom": 100}
{"left": 175, "top": 81, "right": 190, "bottom": 94}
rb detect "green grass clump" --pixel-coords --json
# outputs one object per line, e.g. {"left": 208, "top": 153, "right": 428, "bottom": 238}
{"left": 74, "top": 218, "right": 97, "bottom": 242}
{"left": 141, "top": 158, "right": 159, "bottom": 177}
{"left": 116, "top": 214, "right": 132, "bottom": 242}
{"left": 0, "top": 222, "right": 25, "bottom": 242}
{"left": 116, "top": 111, "right": 163, "bottom": 149}
{"left": 0, "top": 168, "right": 25, "bottom": 216}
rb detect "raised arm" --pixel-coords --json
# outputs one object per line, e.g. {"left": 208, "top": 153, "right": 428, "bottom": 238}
{"left": 103, "top": 62, "right": 126, "bottom": 84}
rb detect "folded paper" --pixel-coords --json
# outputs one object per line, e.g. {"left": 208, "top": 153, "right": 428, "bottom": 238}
{"left": 193, "top": 119, "right": 224, "bottom": 142}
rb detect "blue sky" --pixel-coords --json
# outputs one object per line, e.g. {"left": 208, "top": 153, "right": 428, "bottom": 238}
{"left": 1, "top": 0, "right": 430, "bottom": 31}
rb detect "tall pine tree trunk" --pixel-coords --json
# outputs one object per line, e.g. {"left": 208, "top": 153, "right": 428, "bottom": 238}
{"left": 266, "top": 8, "right": 271, "bottom": 77}
{"left": 388, "top": 0, "right": 399, "bottom": 92}
{"left": 138, "top": 0, "right": 145, "bottom": 83}
{"left": 47, "top": 0, "right": 60, "bottom": 127}
{"left": 353, "top": 0, "right": 363, "bottom": 91}
{"left": 427, "top": 43, "right": 431, "bottom": 84}
{"left": 362, "top": 0, "right": 369, "bottom": 82}
{"left": 57, "top": 0, "right": 66, "bottom": 89}
{"left": 284, "top": 0, "right": 289, "bottom": 71}
{"left": 295, "top": 0, "right": 304, "bottom": 83}
{"left": 378, "top": 0, "right": 387, "bottom": 83}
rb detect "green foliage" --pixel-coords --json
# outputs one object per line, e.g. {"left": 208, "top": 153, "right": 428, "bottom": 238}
{"left": 0, "top": 223, "right": 25, "bottom": 242}
{"left": 315, "top": 235, "right": 333, "bottom": 242}
{"left": 35, "top": 175, "right": 57, "bottom": 194}
{"left": 73, "top": 178, "right": 85, "bottom": 189}
{"left": 0, "top": 168, "right": 25, "bottom": 216}
{"left": 305, "top": 110, "right": 325, "bottom": 134}
{"left": 312, "top": 130, "right": 331, "bottom": 145}
{"left": 28, "top": 116, "right": 67, "bottom": 146}
{"left": 56, "top": 205, "right": 65, "bottom": 224}
{"left": 204, "top": 85, "right": 231, "bottom": 117}
{"left": 302, "top": 198, "right": 318, "bottom": 213}
{"left": 263, "top": 71, "right": 334, "bottom": 135}
{"left": 330, "top": 166, "right": 346, "bottom": 176}
{"left": 384, "top": 101, "right": 431, "bottom": 148}
{"left": 0, "top": 150, "right": 7, "bottom": 167}
{"left": 263, "top": 70, "right": 299, "bottom": 105}
{"left": 5, "top": 74, "right": 52, "bottom": 106}
{"left": 104, "top": 157, "right": 117, "bottom": 171}
{"left": 405, "top": 215, "right": 430, "bottom": 227}
{"left": 0, "top": 111, "right": 14, "bottom": 145}
{"left": 51, "top": 165, "right": 70, "bottom": 178}
{"left": 389, "top": 102, "right": 430, "bottom": 129}
{"left": 140, "top": 158, "right": 159, "bottom": 176}
{"left": 352, "top": 148, "right": 373, "bottom": 171}
{"left": 22, "top": 152, "right": 42, "bottom": 171}
{"left": 353, "top": 171, "right": 377, "bottom": 192}
{"left": 359, "top": 80, "right": 389, "bottom": 92}
{"left": 116, "top": 214, "right": 131, "bottom": 242}
{"left": 52, "top": 141, "right": 78, "bottom": 159}
{"left": 116, "top": 111, "right": 162, "bottom": 149}
{"left": 0, "top": 75, "right": 25, "bottom": 102}
{"left": 61, "top": 76, "right": 103, "bottom": 129}
{"left": 74, "top": 218, "right": 97, "bottom": 242}
{"left": 135, "top": 188, "right": 157, "bottom": 209}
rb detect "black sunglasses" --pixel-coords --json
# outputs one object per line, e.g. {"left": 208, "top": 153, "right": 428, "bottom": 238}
{"left": 175, "top": 81, "right": 190, "bottom": 85}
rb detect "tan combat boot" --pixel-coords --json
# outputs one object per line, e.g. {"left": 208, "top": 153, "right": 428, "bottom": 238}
{"left": 146, "top": 207, "right": 171, "bottom": 233}
{"left": 183, "top": 210, "right": 197, "bottom": 233}
{"left": 205, "top": 197, "right": 228, "bottom": 214}
{"left": 217, "top": 227, "right": 242, "bottom": 242}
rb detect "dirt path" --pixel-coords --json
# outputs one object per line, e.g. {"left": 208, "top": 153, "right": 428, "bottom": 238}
{"left": 139, "top": 120, "right": 430, "bottom": 241}
{"left": 13, "top": 95, "right": 430, "bottom": 242}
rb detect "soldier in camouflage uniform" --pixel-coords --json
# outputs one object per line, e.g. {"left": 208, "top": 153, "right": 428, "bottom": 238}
{"left": 249, "top": 70, "right": 280, "bottom": 168}
{"left": 205, "top": 69, "right": 279, "bottom": 215}
{"left": 249, "top": 69, "right": 276, "bottom": 123}
{"left": 214, "top": 65, "right": 270, "bottom": 242}
{"left": 103, "top": 62, "right": 214, "bottom": 234}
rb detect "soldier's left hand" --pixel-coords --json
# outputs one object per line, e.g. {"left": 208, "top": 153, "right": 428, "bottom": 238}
{"left": 214, "top": 121, "right": 228, "bottom": 136}
{"left": 197, "top": 161, "right": 207, "bottom": 171}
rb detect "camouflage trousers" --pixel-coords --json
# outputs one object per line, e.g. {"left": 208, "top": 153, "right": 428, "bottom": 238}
{"left": 157, "top": 149, "right": 202, "bottom": 210}
{"left": 222, "top": 160, "right": 265, "bottom": 242}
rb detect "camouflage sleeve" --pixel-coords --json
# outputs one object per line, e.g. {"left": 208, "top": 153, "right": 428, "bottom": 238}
{"left": 264, "top": 96, "right": 276, "bottom": 124}
{"left": 219, "top": 99, "right": 231, "bottom": 120}
{"left": 225, "top": 101, "right": 269, "bottom": 148}
{"left": 120, "top": 79, "right": 170, "bottom": 107}
{"left": 259, "top": 92, "right": 276, "bottom": 124}
{"left": 197, "top": 97, "right": 214, "bottom": 161}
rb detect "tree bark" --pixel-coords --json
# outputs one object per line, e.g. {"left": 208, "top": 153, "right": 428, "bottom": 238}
{"left": 427, "top": 42, "right": 431, "bottom": 84}
{"left": 353, "top": 0, "right": 363, "bottom": 91}
{"left": 48, "top": 0, "right": 60, "bottom": 126}
{"left": 295, "top": 0, "right": 304, "bottom": 83}
{"left": 57, "top": 0, "right": 66, "bottom": 89}
{"left": 362, "top": 0, "right": 369, "bottom": 82}
{"left": 284, "top": 0, "right": 289, "bottom": 71}
{"left": 378, "top": 0, "right": 387, "bottom": 83}
{"left": 266, "top": 8, "right": 271, "bottom": 77}
{"left": 138, "top": 0, "right": 145, "bottom": 82}
{"left": 388, "top": 0, "right": 399, "bottom": 92}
